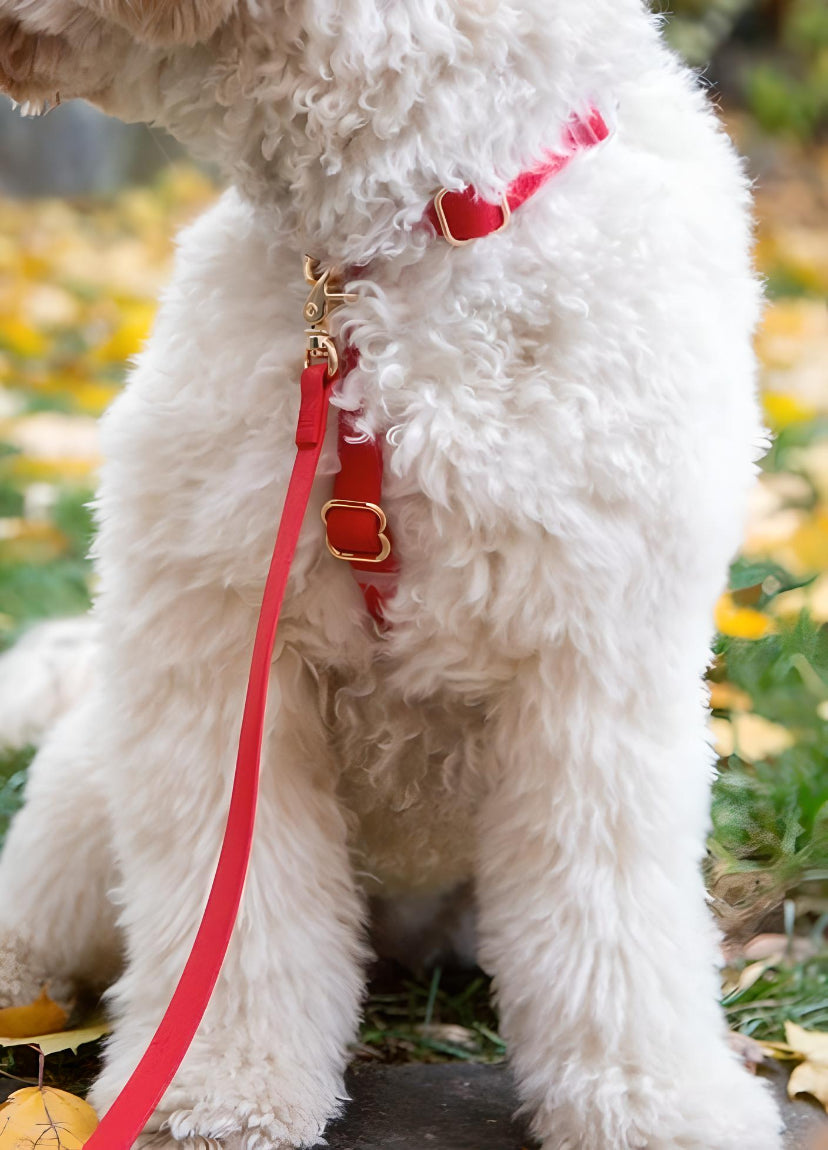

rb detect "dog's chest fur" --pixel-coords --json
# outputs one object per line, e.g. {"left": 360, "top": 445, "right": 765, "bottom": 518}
{"left": 94, "top": 49, "right": 762, "bottom": 893}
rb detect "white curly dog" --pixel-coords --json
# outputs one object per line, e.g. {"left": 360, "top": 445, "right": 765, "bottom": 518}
{"left": 0, "top": 1, "right": 783, "bottom": 1147}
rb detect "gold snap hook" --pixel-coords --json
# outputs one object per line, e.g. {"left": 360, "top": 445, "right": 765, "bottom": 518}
{"left": 303, "top": 267, "right": 332, "bottom": 325}
{"left": 302, "top": 255, "right": 357, "bottom": 379}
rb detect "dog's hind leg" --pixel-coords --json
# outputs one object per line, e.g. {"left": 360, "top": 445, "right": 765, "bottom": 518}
{"left": 476, "top": 634, "right": 783, "bottom": 1150}
{"left": 0, "top": 693, "right": 121, "bottom": 1011}
{"left": 88, "top": 631, "right": 366, "bottom": 1149}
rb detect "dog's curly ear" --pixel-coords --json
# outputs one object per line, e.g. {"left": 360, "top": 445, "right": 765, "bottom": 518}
{"left": 0, "top": 0, "right": 237, "bottom": 109}
{"left": 0, "top": 11, "right": 113, "bottom": 107}
{"left": 77, "top": 0, "right": 237, "bottom": 45}
{"left": 0, "top": 16, "right": 55, "bottom": 102}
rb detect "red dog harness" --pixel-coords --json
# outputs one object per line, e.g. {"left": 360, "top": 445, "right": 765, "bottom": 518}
{"left": 322, "top": 106, "right": 609, "bottom": 627}
{"left": 85, "top": 107, "right": 609, "bottom": 1149}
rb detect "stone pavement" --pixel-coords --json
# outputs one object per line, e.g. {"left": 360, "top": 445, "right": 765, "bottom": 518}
{"left": 326, "top": 1062, "right": 828, "bottom": 1150}
{"left": 0, "top": 1060, "right": 824, "bottom": 1147}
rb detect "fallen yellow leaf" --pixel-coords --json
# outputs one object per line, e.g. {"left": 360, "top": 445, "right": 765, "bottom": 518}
{"left": 708, "top": 681, "right": 753, "bottom": 712}
{"left": 0, "top": 1021, "right": 109, "bottom": 1057}
{"left": 715, "top": 594, "right": 776, "bottom": 640}
{"left": 89, "top": 300, "right": 155, "bottom": 363}
{"left": 763, "top": 390, "right": 817, "bottom": 431}
{"left": 69, "top": 381, "right": 121, "bottom": 416}
{"left": 786, "top": 444, "right": 828, "bottom": 503}
{"left": 0, "top": 317, "right": 48, "bottom": 359}
{"left": 0, "top": 1086, "right": 97, "bottom": 1148}
{"left": 756, "top": 1039, "right": 800, "bottom": 1061}
{"left": 785, "top": 1022, "right": 828, "bottom": 1113}
{"left": 710, "top": 713, "right": 795, "bottom": 761}
{"left": 757, "top": 298, "right": 828, "bottom": 370}
{"left": 787, "top": 510, "right": 828, "bottom": 575}
{"left": 0, "top": 989, "right": 66, "bottom": 1040}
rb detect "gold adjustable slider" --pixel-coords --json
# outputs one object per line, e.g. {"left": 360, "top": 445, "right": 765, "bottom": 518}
{"left": 321, "top": 499, "right": 392, "bottom": 564}
{"left": 432, "top": 190, "right": 511, "bottom": 246}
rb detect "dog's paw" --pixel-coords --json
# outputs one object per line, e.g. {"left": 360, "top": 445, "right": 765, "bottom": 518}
{"left": 135, "top": 1136, "right": 231, "bottom": 1150}
{"left": 538, "top": 1058, "right": 783, "bottom": 1150}
{"left": 135, "top": 1134, "right": 248, "bottom": 1150}
{"left": 654, "top": 1061, "right": 782, "bottom": 1150}
{"left": 131, "top": 1093, "right": 335, "bottom": 1150}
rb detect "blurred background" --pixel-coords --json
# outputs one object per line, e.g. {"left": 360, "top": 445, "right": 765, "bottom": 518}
{"left": 0, "top": 0, "right": 827, "bottom": 1074}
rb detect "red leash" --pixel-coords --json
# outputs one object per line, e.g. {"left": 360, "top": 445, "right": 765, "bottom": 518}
{"left": 85, "top": 108, "right": 608, "bottom": 1148}
{"left": 83, "top": 363, "right": 334, "bottom": 1149}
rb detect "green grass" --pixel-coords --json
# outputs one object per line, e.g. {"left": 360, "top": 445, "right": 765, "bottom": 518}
{"left": 0, "top": 746, "right": 33, "bottom": 845}
{"left": 709, "top": 609, "right": 828, "bottom": 912}
{"left": 724, "top": 952, "right": 828, "bottom": 1040}
{"left": 0, "top": 485, "right": 94, "bottom": 653}
{"left": 356, "top": 967, "right": 504, "bottom": 1064}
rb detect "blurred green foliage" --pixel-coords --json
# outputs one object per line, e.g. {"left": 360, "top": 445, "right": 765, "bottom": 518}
{"left": 666, "top": 0, "right": 828, "bottom": 138}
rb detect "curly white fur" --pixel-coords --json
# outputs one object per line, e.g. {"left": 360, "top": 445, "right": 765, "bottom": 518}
{"left": 0, "top": 1, "right": 783, "bottom": 1147}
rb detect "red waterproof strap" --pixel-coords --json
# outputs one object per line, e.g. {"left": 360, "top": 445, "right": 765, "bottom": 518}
{"left": 326, "top": 408, "right": 398, "bottom": 628}
{"left": 85, "top": 363, "right": 334, "bottom": 1149}
{"left": 425, "top": 107, "right": 609, "bottom": 244}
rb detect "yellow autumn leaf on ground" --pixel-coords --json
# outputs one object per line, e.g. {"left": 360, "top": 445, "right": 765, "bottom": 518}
{"left": 0, "top": 1021, "right": 109, "bottom": 1057}
{"left": 89, "top": 300, "right": 156, "bottom": 363}
{"left": 763, "top": 390, "right": 818, "bottom": 431}
{"left": 710, "top": 713, "right": 795, "bottom": 760}
{"left": 69, "top": 382, "right": 121, "bottom": 417}
{"left": 715, "top": 594, "right": 776, "bottom": 639}
{"left": 0, "top": 317, "right": 48, "bottom": 359}
{"left": 0, "top": 1087, "right": 97, "bottom": 1148}
{"left": 785, "top": 1022, "right": 828, "bottom": 1112}
{"left": 756, "top": 298, "right": 828, "bottom": 371}
{"left": 7, "top": 458, "right": 100, "bottom": 485}
{"left": 709, "top": 681, "right": 753, "bottom": 712}
{"left": 789, "top": 444, "right": 828, "bottom": 504}
{"left": 787, "top": 510, "right": 828, "bottom": 576}
{"left": 0, "top": 989, "right": 66, "bottom": 1040}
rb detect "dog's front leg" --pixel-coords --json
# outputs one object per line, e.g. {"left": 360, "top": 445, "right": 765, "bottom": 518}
{"left": 0, "top": 694, "right": 120, "bottom": 1011}
{"left": 476, "top": 647, "right": 782, "bottom": 1150}
{"left": 90, "top": 636, "right": 366, "bottom": 1150}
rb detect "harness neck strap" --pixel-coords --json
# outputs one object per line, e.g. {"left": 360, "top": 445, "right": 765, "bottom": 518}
{"left": 425, "top": 106, "right": 610, "bottom": 244}
{"left": 326, "top": 106, "right": 610, "bottom": 626}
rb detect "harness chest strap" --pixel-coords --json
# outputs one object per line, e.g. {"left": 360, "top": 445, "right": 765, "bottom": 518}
{"left": 325, "top": 105, "right": 610, "bottom": 625}
{"left": 85, "top": 105, "right": 610, "bottom": 1150}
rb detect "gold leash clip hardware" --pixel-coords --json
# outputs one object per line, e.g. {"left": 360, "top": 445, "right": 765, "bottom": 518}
{"left": 302, "top": 255, "right": 357, "bottom": 377}
{"left": 303, "top": 256, "right": 357, "bottom": 324}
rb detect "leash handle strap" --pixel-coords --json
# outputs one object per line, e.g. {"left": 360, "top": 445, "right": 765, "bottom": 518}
{"left": 84, "top": 362, "right": 333, "bottom": 1149}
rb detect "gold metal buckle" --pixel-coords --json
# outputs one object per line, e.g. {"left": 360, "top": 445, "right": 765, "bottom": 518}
{"left": 321, "top": 499, "right": 392, "bottom": 564}
{"left": 432, "top": 189, "right": 511, "bottom": 246}
{"left": 302, "top": 256, "right": 356, "bottom": 377}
